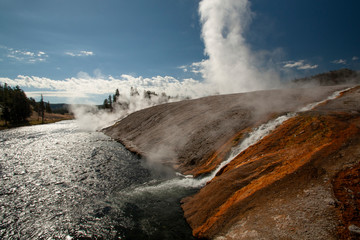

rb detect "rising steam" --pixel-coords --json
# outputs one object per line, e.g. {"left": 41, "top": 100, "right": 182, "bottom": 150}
{"left": 198, "top": 0, "right": 280, "bottom": 93}
{"left": 72, "top": 0, "right": 282, "bottom": 131}
{"left": 70, "top": 90, "right": 186, "bottom": 131}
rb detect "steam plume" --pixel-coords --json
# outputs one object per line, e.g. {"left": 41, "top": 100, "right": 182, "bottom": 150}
{"left": 65, "top": 0, "right": 284, "bottom": 132}
{"left": 199, "top": 0, "right": 280, "bottom": 93}
{"left": 70, "top": 92, "right": 188, "bottom": 131}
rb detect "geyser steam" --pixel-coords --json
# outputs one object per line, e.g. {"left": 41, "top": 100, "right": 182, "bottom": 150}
{"left": 72, "top": 0, "right": 282, "bottom": 131}
{"left": 199, "top": 0, "right": 280, "bottom": 93}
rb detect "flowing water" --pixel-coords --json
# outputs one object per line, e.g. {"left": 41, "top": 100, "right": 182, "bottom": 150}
{"left": 193, "top": 87, "right": 353, "bottom": 186}
{"left": 0, "top": 121, "right": 197, "bottom": 239}
{"left": 0, "top": 87, "right": 351, "bottom": 239}
{"left": 113, "top": 87, "right": 353, "bottom": 193}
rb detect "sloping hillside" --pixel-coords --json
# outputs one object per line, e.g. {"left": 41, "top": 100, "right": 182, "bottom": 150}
{"left": 182, "top": 86, "right": 360, "bottom": 239}
{"left": 103, "top": 85, "right": 360, "bottom": 239}
{"left": 103, "top": 86, "right": 345, "bottom": 176}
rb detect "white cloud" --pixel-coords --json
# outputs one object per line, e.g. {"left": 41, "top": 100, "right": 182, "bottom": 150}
{"left": 352, "top": 56, "right": 359, "bottom": 61}
{"left": 297, "top": 64, "right": 319, "bottom": 70}
{"left": 178, "top": 65, "right": 188, "bottom": 72}
{"left": 331, "top": 59, "right": 347, "bottom": 65}
{"left": 65, "top": 50, "right": 94, "bottom": 57}
{"left": 283, "top": 60, "right": 318, "bottom": 70}
{"left": 0, "top": 72, "right": 215, "bottom": 103}
{"left": 178, "top": 60, "right": 207, "bottom": 75}
{"left": 283, "top": 60, "right": 304, "bottom": 68}
{"left": 0, "top": 46, "right": 48, "bottom": 63}
{"left": 25, "top": 90, "right": 89, "bottom": 99}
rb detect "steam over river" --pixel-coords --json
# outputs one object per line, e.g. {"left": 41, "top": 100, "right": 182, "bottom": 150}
{"left": 0, "top": 121, "right": 196, "bottom": 239}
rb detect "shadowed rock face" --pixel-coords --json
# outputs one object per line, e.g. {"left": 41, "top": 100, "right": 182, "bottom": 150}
{"left": 103, "top": 86, "right": 345, "bottom": 176}
{"left": 103, "top": 85, "right": 360, "bottom": 239}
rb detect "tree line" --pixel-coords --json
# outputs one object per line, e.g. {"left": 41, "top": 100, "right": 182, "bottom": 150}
{"left": 101, "top": 87, "right": 172, "bottom": 111}
{"left": 29, "top": 95, "right": 52, "bottom": 124}
{"left": 0, "top": 83, "right": 52, "bottom": 125}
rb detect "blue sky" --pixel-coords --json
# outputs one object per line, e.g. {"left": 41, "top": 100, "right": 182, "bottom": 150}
{"left": 0, "top": 0, "right": 359, "bottom": 103}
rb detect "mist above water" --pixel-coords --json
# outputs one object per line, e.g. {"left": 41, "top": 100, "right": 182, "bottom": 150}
{"left": 70, "top": 91, "right": 186, "bottom": 131}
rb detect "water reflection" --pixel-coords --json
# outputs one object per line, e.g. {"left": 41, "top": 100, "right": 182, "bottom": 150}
{"left": 0, "top": 121, "right": 195, "bottom": 239}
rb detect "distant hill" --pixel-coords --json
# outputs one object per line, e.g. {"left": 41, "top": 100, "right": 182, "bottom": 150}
{"left": 50, "top": 103, "right": 71, "bottom": 114}
{"left": 292, "top": 68, "right": 360, "bottom": 86}
{"left": 50, "top": 103, "right": 69, "bottom": 110}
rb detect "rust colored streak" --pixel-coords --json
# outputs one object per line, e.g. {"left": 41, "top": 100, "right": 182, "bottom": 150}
{"left": 185, "top": 129, "right": 249, "bottom": 177}
{"left": 183, "top": 113, "right": 360, "bottom": 239}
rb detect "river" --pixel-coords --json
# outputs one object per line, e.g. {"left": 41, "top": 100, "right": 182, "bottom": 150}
{"left": 0, "top": 120, "right": 197, "bottom": 239}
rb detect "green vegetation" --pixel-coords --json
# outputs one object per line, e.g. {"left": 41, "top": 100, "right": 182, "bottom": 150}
{"left": 101, "top": 87, "right": 171, "bottom": 111}
{"left": 0, "top": 84, "right": 71, "bottom": 130}
{"left": 0, "top": 83, "right": 32, "bottom": 125}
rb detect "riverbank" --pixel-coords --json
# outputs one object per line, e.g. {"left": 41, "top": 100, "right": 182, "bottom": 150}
{"left": 103, "top": 85, "right": 360, "bottom": 239}
{"left": 0, "top": 112, "right": 74, "bottom": 130}
{"left": 102, "top": 85, "right": 346, "bottom": 175}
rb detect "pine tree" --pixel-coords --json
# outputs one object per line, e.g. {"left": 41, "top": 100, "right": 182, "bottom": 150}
{"left": 108, "top": 95, "right": 113, "bottom": 111}
{"left": 2, "top": 106, "right": 10, "bottom": 126}
{"left": 40, "top": 95, "right": 45, "bottom": 123}
{"left": 0, "top": 84, "right": 32, "bottom": 124}
{"left": 113, "top": 89, "right": 120, "bottom": 103}
{"left": 12, "top": 86, "right": 32, "bottom": 123}
{"left": 29, "top": 97, "right": 40, "bottom": 120}
{"left": 103, "top": 99, "right": 109, "bottom": 109}
{"left": 46, "top": 101, "right": 52, "bottom": 113}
